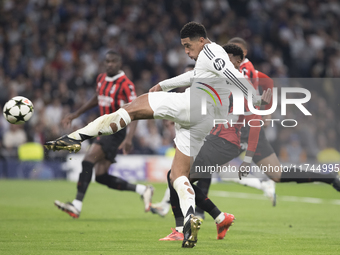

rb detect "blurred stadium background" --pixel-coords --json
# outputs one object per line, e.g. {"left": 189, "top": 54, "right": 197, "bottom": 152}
{"left": 0, "top": 0, "right": 340, "bottom": 180}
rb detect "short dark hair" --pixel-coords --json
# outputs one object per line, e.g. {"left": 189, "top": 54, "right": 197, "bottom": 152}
{"left": 186, "top": 64, "right": 195, "bottom": 69}
{"left": 106, "top": 50, "right": 121, "bottom": 59}
{"left": 228, "top": 37, "right": 247, "bottom": 49}
{"left": 222, "top": 44, "right": 244, "bottom": 60}
{"left": 180, "top": 22, "right": 207, "bottom": 39}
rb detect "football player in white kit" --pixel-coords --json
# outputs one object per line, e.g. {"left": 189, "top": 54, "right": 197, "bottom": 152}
{"left": 45, "top": 21, "right": 271, "bottom": 248}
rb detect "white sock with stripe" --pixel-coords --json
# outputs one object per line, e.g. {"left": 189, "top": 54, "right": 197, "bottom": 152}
{"left": 68, "top": 108, "right": 131, "bottom": 141}
{"left": 173, "top": 176, "right": 195, "bottom": 224}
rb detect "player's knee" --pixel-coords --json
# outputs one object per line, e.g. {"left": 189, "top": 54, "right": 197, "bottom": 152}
{"left": 83, "top": 152, "right": 100, "bottom": 164}
{"left": 95, "top": 174, "right": 108, "bottom": 185}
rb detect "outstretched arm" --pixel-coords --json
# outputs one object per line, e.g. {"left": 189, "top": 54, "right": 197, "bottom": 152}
{"left": 149, "top": 70, "right": 194, "bottom": 92}
{"left": 62, "top": 94, "right": 98, "bottom": 128}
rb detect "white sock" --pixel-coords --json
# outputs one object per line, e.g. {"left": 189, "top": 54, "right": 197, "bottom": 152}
{"left": 176, "top": 226, "right": 183, "bottom": 233}
{"left": 162, "top": 187, "right": 170, "bottom": 204}
{"left": 233, "top": 177, "right": 262, "bottom": 190}
{"left": 173, "top": 176, "right": 195, "bottom": 224}
{"left": 68, "top": 108, "right": 131, "bottom": 140}
{"left": 72, "top": 199, "right": 82, "bottom": 212}
{"left": 215, "top": 212, "right": 226, "bottom": 224}
{"left": 135, "top": 184, "right": 146, "bottom": 196}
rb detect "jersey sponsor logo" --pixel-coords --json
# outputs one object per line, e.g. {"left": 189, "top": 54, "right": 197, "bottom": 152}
{"left": 98, "top": 95, "right": 113, "bottom": 106}
{"left": 213, "top": 58, "right": 225, "bottom": 71}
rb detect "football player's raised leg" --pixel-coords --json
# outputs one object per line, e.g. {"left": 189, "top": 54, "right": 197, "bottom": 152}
{"left": 70, "top": 94, "right": 153, "bottom": 139}
{"left": 45, "top": 94, "right": 154, "bottom": 151}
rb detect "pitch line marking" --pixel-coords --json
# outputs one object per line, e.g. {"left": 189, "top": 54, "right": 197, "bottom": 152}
{"left": 209, "top": 190, "right": 340, "bottom": 205}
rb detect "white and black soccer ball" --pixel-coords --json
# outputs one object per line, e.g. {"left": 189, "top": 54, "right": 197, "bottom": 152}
{"left": 3, "top": 96, "right": 34, "bottom": 124}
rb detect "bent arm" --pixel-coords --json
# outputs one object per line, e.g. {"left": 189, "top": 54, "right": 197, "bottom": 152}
{"left": 72, "top": 94, "right": 98, "bottom": 118}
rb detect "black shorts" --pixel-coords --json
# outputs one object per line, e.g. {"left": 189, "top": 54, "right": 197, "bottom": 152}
{"left": 190, "top": 134, "right": 240, "bottom": 179}
{"left": 240, "top": 127, "right": 274, "bottom": 164}
{"left": 93, "top": 129, "right": 126, "bottom": 163}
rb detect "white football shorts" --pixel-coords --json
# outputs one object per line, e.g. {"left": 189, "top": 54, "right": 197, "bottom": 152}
{"left": 148, "top": 89, "right": 214, "bottom": 156}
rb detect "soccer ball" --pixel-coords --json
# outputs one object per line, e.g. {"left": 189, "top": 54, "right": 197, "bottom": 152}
{"left": 3, "top": 96, "right": 34, "bottom": 124}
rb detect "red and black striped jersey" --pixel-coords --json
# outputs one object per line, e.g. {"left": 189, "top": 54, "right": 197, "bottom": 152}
{"left": 240, "top": 58, "right": 258, "bottom": 90}
{"left": 96, "top": 71, "right": 136, "bottom": 115}
{"left": 211, "top": 59, "right": 262, "bottom": 152}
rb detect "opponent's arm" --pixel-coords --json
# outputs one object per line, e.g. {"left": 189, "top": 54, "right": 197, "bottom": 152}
{"left": 238, "top": 114, "right": 261, "bottom": 180}
{"left": 257, "top": 71, "right": 274, "bottom": 110}
{"left": 62, "top": 94, "right": 98, "bottom": 127}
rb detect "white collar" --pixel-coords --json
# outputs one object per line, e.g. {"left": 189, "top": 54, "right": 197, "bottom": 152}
{"left": 241, "top": 58, "right": 249, "bottom": 65}
{"left": 105, "top": 71, "right": 125, "bottom": 82}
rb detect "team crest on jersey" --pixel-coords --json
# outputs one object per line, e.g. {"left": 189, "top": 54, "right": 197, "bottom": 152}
{"left": 213, "top": 58, "right": 225, "bottom": 71}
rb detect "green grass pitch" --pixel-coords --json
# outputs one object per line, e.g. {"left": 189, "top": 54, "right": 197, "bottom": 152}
{"left": 0, "top": 180, "right": 339, "bottom": 254}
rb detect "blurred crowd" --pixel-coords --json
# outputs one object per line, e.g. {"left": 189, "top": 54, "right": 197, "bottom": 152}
{"left": 0, "top": 0, "right": 339, "bottom": 163}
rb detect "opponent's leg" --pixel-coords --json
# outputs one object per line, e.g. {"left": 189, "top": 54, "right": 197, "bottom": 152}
{"left": 95, "top": 161, "right": 153, "bottom": 212}
{"left": 150, "top": 187, "right": 170, "bottom": 217}
{"left": 54, "top": 143, "right": 105, "bottom": 218}
{"left": 192, "top": 184, "right": 235, "bottom": 240}
{"left": 259, "top": 153, "right": 340, "bottom": 191}
{"left": 194, "top": 177, "right": 211, "bottom": 220}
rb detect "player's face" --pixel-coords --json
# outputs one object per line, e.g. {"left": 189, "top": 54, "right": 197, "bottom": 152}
{"left": 232, "top": 43, "right": 247, "bottom": 59}
{"left": 105, "top": 54, "right": 121, "bottom": 77}
{"left": 228, "top": 54, "right": 242, "bottom": 70}
{"left": 181, "top": 37, "right": 205, "bottom": 61}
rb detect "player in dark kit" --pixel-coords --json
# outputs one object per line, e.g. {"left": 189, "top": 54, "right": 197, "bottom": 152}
{"left": 54, "top": 51, "right": 153, "bottom": 218}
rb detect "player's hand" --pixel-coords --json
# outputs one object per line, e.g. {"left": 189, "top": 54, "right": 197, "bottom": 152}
{"left": 149, "top": 84, "right": 163, "bottom": 92}
{"left": 118, "top": 138, "right": 133, "bottom": 155}
{"left": 261, "top": 88, "right": 272, "bottom": 105}
{"left": 61, "top": 113, "right": 77, "bottom": 128}
{"left": 238, "top": 162, "right": 251, "bottom": 180}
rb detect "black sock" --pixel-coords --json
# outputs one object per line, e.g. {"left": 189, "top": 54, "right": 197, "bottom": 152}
{"left": 195, "top": 178, "right": 212, "bottom": 215}
{"left": 185, "top": 206, "right": 194, "bottom": 218}
{"left": 95, "top": 173, "right": 136, "bottom": 191}
{"left": 76, "top": 161, "right": 94, "bottom": 201}
{"left": 280, "top": 168, "right": 335, "bottom": 184}
{"left": 167, "top": 170, "right": 184, "bottom": 228}
{"left": 192, "top": 183, "right": 221, "bottom": 219}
